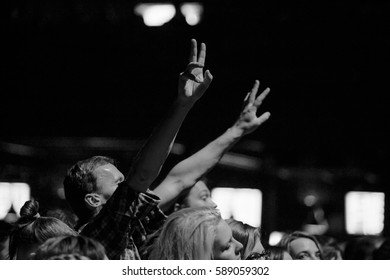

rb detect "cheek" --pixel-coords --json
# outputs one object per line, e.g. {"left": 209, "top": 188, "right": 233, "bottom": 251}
{"left": 213, "top": 249, "right": 235, "bottom": 260}
{"left": 186, "top": 197, "right": 205, "bottom": 208}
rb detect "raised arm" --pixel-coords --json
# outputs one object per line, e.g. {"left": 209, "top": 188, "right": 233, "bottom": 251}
{"left": 154, "top": 80, "right": 270, "bottom": 212}
{"left": 126, "top": 39, "right": 213, "bottom": 193}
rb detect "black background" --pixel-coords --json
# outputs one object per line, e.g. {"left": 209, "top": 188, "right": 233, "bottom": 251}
{"left": 2, "top": 1, "right": 389, "bottom": 170}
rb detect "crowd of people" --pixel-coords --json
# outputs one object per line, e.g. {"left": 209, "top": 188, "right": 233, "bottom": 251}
{"left": 1, "top": 39, "right": 389, "bottom": 261}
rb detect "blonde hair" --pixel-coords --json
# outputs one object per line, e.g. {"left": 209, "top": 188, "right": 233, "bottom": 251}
{"left": 278, "top": 231, "right": 323, "bottom": 259}
{"left": 149, "top": 207, "right": 221, "bottom": 260}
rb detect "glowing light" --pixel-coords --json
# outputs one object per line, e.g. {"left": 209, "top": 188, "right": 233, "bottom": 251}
{"left": 345, "top": 191, "right": 385, "bottom": 235}
{"left": 180, "top": 3, "right": 203, "bottom": 26}
{"left": 269, "top": 231, "right": 285, "bottom": 246}
{"left": 10, "top": 183, "right": 31, "bottom": 216}
{"left": 211, "top": 187, "right": 262, "bottom": 227}
{"left": 303, "top": 194, "right": 317, "bottom": 207}
{"left": 0, "top": 182, "right": 31, "bottom": 218}
{"left": 134, "top": 3, "right": 176, "bottom": 26}
{"left": 0, "top": 183, "right": 12, "bottom": 220}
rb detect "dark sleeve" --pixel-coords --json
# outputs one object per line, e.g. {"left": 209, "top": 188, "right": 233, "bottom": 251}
{"left": 80, "top": 181, "right": 139, "bottom": 259}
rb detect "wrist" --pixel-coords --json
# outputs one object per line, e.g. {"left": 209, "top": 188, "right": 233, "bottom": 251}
{"left": 227, "top": 125, "right": 246, "bottom": 139}
{"left": 174, "top": 97, "right": 196, "bottom": 109}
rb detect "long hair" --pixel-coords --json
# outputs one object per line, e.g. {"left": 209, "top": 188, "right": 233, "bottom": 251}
{"left": 278, "top": 231, "right": 323, "bottom": 259}
{"left": 9, "top": 200, "right": 77, "bottom": 259}
{"left": 34, "top": 235, "right": 106, "bottom": 260}
{"left": 226, "top": 218, "right": 262, "bottom": 259}
{"left": 149, "top": 207, "right": 221, "bottom": 260}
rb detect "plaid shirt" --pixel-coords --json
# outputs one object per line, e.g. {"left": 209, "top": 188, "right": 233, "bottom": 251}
{"left": 79, "top": 182, "right": 167, "bottom": 260}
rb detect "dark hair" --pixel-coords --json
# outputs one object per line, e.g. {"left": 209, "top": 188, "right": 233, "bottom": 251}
{"left": 35, "top": 235, "right": 107, "bottom": 260}
{"left": 40, "top": 208, "right": 77, "bottom": 229}
{"left": 268, "top": 246, "right": 289, "bottom": 260}
{"left": 373, "top": 238, "right": 390, "bottom": 260}
{"left": 0, "top": 220, "right": 13, "bottom": 242}
{"left": 63, "top": 156, "right": 116, "bottom": 222}
{"left": 9, "top": 200, "right": 78, "bottom": 259}
{"left": 47, "top": 253, "right": 90, "bottom": 260}
{"left": 344, "top": 236, "right": 384, "bottom": 260}
{"left": 226, "top": 218, "right": 262, "bottom": 259}
{"left": 314, "top": 234, "right": 343, "bottom": 260}
{"left": 162, "top": 178, "right": 210, "bottom": 215}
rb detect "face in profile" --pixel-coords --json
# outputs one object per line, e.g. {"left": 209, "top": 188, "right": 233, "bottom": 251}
{"left": 289, "top": 237, "right": 321, "bottom": 260}
{"left": 93, "top": 163, "right": 124, "bottom": 203}
{"left": 212, "top": 220, "right": 243, "bottom": 260}
{"left": 186, "top": 181, "right": 217, "bottom": 209}
{"left": 252, "top": 235, "right": 265, "bottom": 256}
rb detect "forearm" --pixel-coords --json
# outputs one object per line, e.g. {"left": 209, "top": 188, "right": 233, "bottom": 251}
{"left": 154, "top": 124, "right": 247, "bottom": 208}
{"left": 127, "top": 98, "right": 195, "bottom": 193}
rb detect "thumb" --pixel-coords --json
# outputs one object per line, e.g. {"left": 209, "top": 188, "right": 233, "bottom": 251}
{"left": 203, "top": 70, "right": 213, "bottom": 87}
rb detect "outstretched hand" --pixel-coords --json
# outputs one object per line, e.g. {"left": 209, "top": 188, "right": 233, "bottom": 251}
{"left": 233, "top": 80, "right": 271, "bottom": 135}
{"left": 178, "top": 39, "right": 213, "bottom": 103}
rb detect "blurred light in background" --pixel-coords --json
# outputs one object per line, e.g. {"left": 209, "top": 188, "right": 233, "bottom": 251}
{"left": 211, "top": 187, "right": 262, "bottom": 227}
{"left": 303, "top": 194, "right": 317, "bottom": 207}
{"left": 268, "top": 231, "right": 285, "bottom": 246}
{"left": 134, "top": 3, "right": 176, "bottom": 26}
{"left": 0, "top": 182, "right": 30, "bottom": 219}
{"left": 180, "top": 3, "right": 203, "bottom": 26}
{"left": 0, "top": 183, "right": 12, "bottom": 220}
{"left": 345, "top": 191, "right": 385, "bottom": 235}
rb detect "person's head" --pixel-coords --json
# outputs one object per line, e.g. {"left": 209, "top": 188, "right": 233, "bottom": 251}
{"left": 34, "top": 235, "right": 107, "bottom": 260}
{"left": 278, "top": 231, "right": 323, "bottom": 260}
{"left": 40, "top": 208, "right": 77, "bottom": 229}
{"left": 9, "top": 200, "right": 78, "bottom": 259}
{"left": 149, "top": 207, "right": 243, "bottom": 260}
{"left": 245, "top": 246, "right": 292, "bottom": 260}
{"left": 173, "top": 179, "right": 217, "bottom": 212}
{"left": 373, "top": 238, "right": 390, "bottom": 260}
{"left": 47, "top": 253, "right": 91, "bottom": 260}
{"left": 268, "top": 246, "right": 293, "bottom": 260}
{"left": 63, "top": 156, "right": 124, "bottom": 222}
{"left": 314, "top": 234, "right": 343, "bottom": 260}
{"left": 0, "top": 220, "right": 14, "bottom": 260}
{"left": 343, "top": 236, "right": 385, "bottom": 260}
{"left": 226, "top": 218, "right": 265, "bottom": 260}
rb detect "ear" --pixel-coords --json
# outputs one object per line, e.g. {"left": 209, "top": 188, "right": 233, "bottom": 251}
{"left": 85, "top": 193, "right": 103, "bottom": 209}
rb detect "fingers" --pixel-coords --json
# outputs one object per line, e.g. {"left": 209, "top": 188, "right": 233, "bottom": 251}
{"left": 203, "top": 70, "right": 213, "bottom": 87}
{"left": 186, "top": 62, "right": 205, "bottom": 71}
{"left": 190, "top": 39, "right": 197, "bottom": 63}
{"left": 257, "top": 112, "right": 271, "bottom": 125}
{"left": 243, "top": 92, "right": 251, "bottom": 103}
{"left": 198, "top": 43, "right": 206, "bottom": 65}
{"left": 253, "top": 87, "right": 270, "bottom": 107}
{"left": 249, "top": 80, "right": 260, "bottom": 104}
{"left": 189, "top": 39, "right": 206, "bottom": 65}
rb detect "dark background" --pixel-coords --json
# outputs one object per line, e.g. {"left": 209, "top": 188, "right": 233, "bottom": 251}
{"left": 1, "top": 1, "right": 389, "bottom": 237}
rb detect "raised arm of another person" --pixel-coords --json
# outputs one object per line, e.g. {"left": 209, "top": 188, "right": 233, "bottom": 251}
{"left": 154, "top": 80, "right": 271, "bottom": 212}
{"left": 126, "top": 39, "right": 213, "bottom": 193}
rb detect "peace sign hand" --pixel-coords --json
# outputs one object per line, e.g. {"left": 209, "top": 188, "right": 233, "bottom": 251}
{"left": 233, "top": 80, "right": 271, "bottom": 136}
{"left": 178, "top": 39, "right": 213, "bottom": 103}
